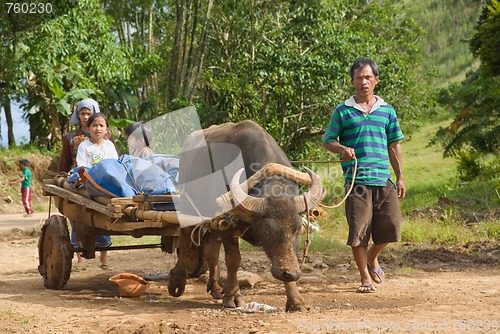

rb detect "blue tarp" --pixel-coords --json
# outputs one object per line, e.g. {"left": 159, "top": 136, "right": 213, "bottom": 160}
{"left": 67, "top": 154, "right": 179, "bottom": 198}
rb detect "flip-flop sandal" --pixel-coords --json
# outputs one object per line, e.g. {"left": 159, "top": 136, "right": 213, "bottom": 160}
{"left": 367, "top": 265, "right": 385, "bottom": 284}
{"left": 98, "top": 263, "right": 112, "bottom": 270}
{"left": 72, "top": 265, "right": 87, "bottom": 272}
{"left": 358, "top": 283, "right": 376, "bottom": 293}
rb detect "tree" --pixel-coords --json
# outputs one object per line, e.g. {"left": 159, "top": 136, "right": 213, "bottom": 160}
{"left": 0, "top": 40, "right": 17, "bottom": 148}
{"left": 435, "top": 0, "right": 499, "bottom": 180}
{"left": 197, "top": 0, "right": 423, "bottom": 159}
{"left": 16, "top": 0, "right": 131, "bottom": 148}
{"left": 102, "top": 0, "right": 171, "bottom": 120}
{"left": 2, "top": 0, "right": 426, "bottom": 158}
{"left": 101, "top": 0, "right": 215, "bottom": 120}
{"left": 0, "top": 0, "right": 83, "bottom": 148}
{"left": 470, "top": 0, "right": 500, "bottom": 76}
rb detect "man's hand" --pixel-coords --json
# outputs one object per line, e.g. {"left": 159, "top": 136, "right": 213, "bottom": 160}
{"left": 396, "top": 179, "right": 406, "bottom": 199}
{"left": 341, "top": 147, "right": 356, "bottom": 162}
{"left": 322, "top": 141, "right": 356, "bottom": 162}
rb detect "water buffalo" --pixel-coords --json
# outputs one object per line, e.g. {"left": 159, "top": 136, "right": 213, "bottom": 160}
{"left": 168, "top": 120, "right": 322, "bottom": 312}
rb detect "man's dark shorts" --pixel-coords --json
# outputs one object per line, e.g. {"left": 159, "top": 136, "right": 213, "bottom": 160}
{"left": 345, "top": 180, "right": 402, "bottom": 247}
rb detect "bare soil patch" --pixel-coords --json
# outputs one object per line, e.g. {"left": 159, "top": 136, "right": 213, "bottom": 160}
{"left": 1, "top": 227, "right": 499, "bottom": 334}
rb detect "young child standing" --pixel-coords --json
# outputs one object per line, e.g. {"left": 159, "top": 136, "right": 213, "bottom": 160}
{"left": 9, "top": 159, "right": 35, "bottom": 217}
{"left": 76, "top": 113, "right": 118, "bottom": 270}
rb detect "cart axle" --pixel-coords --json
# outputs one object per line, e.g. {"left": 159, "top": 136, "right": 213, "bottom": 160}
{"left": 73, "top": 244, "right": 163, "bottom": 252}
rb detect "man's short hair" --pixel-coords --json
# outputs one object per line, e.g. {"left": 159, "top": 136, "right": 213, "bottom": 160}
{"left": 349, "top": 57, "right": 379, "bottom": 79}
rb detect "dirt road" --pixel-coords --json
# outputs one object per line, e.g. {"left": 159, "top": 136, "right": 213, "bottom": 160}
{"left": 1, "top": 220, "right": 499, "bottom": 334}
{"left": 0, "top": 212, "right": 49, "bottom": 232}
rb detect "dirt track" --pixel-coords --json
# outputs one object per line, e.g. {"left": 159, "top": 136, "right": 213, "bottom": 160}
{"left": 1, "top": 224, "right": 499, "bottom": 334}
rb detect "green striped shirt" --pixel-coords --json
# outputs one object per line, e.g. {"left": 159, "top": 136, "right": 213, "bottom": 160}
{"left": 323, "top": 96, "right": 404, "bottom": 186}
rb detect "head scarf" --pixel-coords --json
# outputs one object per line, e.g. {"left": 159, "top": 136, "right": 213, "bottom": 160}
{"left": 69, "top": 98, "right": 101, "bottom": 126}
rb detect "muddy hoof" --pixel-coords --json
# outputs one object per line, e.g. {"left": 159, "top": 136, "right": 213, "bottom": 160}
{"left": 209, "top": 288, "right": 224, "bottom": 300}
{"left": 168, "top": 271, "right": 186, "bottom": 297}
{"left": 207, "top": 281, "right": 224, "bottom": 300}
{"left": 223, "top": 295, "right": 245, "bottom": 308}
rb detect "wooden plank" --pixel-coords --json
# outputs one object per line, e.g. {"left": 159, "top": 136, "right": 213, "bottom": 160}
{"left": 94, "top": 196, "right": 111, "bottom": 205}
{"left": 109, "top": 197, "right": 136, "bottom": 205}
{"left": 43, "top": 184, "right": 121, "bottom": 218}
{"left": 132, "top": 194, "right": 179, "bottom": 203}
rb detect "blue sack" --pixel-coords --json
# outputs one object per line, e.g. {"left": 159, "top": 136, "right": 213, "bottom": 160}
{"left": 143, "top": 154, "right": 179, "bottom": 187}
{"left": 80, "top": 155, "right": 178, "bottom": 198}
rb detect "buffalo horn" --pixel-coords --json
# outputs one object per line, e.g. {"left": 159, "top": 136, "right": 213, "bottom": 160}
{"left": 230, "top": 168, "right": 268, "bottom": 215}
{"left": 294, "top": 167, "right": 323, "bottom": 214}
{"left": 216, "top": 162, "right": 313, "bottom": 211}
{"left": 246, "top": 163, "right": 312, "bottom": 188}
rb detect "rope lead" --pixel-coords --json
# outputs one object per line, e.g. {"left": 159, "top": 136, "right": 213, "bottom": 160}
{"left": 320, "top": 157, "right": 357, "bottom": 209}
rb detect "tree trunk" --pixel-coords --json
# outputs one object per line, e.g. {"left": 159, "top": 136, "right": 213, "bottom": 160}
{"left": 183, "top": 0, "right": 199, "bottom": 97}
{"left": 186, "top": 0, "right": 213, "bottom": 100}
{"left": 1, "top": 96, "right": 16, "bottom": 148}
{"left": 169, "top": 0, "right": 187, "bottom": 102}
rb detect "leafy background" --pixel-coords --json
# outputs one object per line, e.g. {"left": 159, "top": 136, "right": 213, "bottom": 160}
{"left": 0, "top": 0, "right": 498, "bottom": 239}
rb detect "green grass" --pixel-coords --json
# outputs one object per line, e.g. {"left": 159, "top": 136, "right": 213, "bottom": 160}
{"left": 103, "top": 235, "right": 161, "bottom": 247}
{"left": 0, "top": 307, "right": 34, "bottom": 329}
{"left": 402, "top": 219, "right": 473, "bottom": 244}
{"left": 303, "top": 234, "right": 350, "bottom": 256}
{"left": 400, "top": 119, "right": 458, "bottom": 213}
{"left": 402, "top": 0, "right": 482, "bottom": 86}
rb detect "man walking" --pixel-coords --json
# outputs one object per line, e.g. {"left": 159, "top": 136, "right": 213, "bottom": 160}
{"left": 322, "top": 57, "right": 405, "bottom": 293}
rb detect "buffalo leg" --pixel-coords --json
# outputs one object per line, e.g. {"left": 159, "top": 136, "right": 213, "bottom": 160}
{"left": 168, "top": 227, "right": 193, "bottom": 297}
{"left": 284, "top": 281, "right": 309, "bottom": 312}
{"left": 205, "top": 231, "right": 224, "bottom": 299}
{"left": 221, "top": 234, "right": 245, "bottom": 308}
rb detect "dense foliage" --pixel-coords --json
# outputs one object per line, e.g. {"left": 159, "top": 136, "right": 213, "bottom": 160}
{"left": 435, "top": 0, "right": 499, "bottom": 180}
{"left": 402, "top": 0, "right": 482, "bottom": 85}
{"left": 199, "top": 0, "right": 424, "bottom": 159}
{"left": 1, "top": 0, "right": 132, "bottom": 148}
{"left": 1, "top": 0, "right": 425, "bottom": 158}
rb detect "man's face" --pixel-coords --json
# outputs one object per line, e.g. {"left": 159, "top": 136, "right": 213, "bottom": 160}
{"left": 351, "top": 65, "right": 379, "bottom": 98}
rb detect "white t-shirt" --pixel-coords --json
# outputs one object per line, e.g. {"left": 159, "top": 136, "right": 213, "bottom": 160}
{"left": 76, "top": 139, "right": 118, "bottom": 167}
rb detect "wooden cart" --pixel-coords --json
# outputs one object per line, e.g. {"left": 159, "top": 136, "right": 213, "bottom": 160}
{"left": 38, "top": 175, "right": 207, "bottom": 289}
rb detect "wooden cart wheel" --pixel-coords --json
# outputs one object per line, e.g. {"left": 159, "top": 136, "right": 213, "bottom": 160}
{"left": 38, "top": 215, "right": 74, "bottom": 289}
{"left": 184, "top": 233, "right": 209, "bottom": 278}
